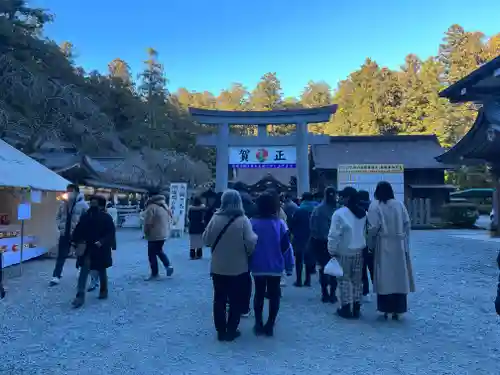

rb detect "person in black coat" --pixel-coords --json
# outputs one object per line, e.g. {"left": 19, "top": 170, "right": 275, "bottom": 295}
{"left": 188, "top": 196, "right": 206, "bottom": 260}
{"left": 205, "top": 192, "right": 222, "bottom": 225}
{"left": 71, "top": 195, "right": 116, "bottom": 308}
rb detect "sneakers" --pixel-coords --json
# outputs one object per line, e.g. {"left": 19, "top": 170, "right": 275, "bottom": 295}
{"left": 144, "top": 275, "right": 160, "bottom": 281}
{"left": 363, "top": 294, "right": 372, "bottom": 303}
{"left": 49, "top": 277, "right": 60, "bottom": 286}
{"left": 280, "top": 277, "right": 287, "bottom": 287}
{"left": 241, "top": 310, "right": 250, "bottom": 318}
{"left": 166, "top": 266, "right": 174, "bottom": 277}
{"left": 0, "top": 286, "right": 5, "bottom": 299}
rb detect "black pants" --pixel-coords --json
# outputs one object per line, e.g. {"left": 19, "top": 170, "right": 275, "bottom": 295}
{"left": 253, "top": 275, "right": 281, "bottom": 327}
{"left": 294, "top": 249, "right": 315, "bottom": 284}
{"left": 77, "top": 256, "right": 108, "bottom": 295}
{"left": 362, "top": 248, "right": 374, "bottom": 296}
{"left": 52, "top": 235, "right": 71, "bottom": 278}
{"left": 311, "top": 238, "right": 338, "bottom": 297}
{"left": 377, "top": 293, "right": 407, "bottom": 314}
{"left": 147, "top": 240, "right": 171, "bottom": 276}
{"left": 242, "top": 272, "right": 252, "bottom": 313}
{"left": 212, "top": 273, "right": 246, "bottom": 334}
{"left": 318, "top": 268, "right": 338, "bottom": 298}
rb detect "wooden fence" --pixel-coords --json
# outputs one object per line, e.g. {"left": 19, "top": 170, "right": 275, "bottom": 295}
{"left": 408, "top": 198, "right": 432, "bottom": 227}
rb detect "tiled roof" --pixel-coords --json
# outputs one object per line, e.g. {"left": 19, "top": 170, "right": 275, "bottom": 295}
{"left": 439, "top": 55, "right": 500, "bottom": 103}
{"left": 436, "top": 109, "right": 500, "bottom": 164}
{"left": 312, "top": 135, "right": 448, "bottom": 170}
{"left": 29, "top": 151, "right": 82, "bottom": 172}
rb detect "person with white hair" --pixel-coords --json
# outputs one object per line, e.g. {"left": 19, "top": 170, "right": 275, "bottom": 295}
{"left": 203, "top": 189, "right": 257, "bottom": 342}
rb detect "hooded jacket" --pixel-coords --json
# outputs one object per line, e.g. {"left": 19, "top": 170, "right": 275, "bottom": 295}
{"left": 310, "top": 200, "right": 337, "bottom": 241}
{"left": 56, "top": 192, "right": 88, "bottom": 237}
{"left": 328, "top": 205, "right": 367, "bottom": 256}
{"left": 143, "top": 195, "right": 172, "bottom": 241}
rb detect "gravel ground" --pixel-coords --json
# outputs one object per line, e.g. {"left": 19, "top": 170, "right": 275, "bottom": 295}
{"left": 1, "top": 229, "right": 499, "bottom": 375}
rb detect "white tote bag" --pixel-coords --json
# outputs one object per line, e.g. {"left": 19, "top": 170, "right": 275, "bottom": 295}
{"left": 324, "top": 258, "right": 343, "bottom": 277}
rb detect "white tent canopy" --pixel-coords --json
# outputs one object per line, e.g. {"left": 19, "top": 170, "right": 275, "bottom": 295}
{"left": 0, "top": 139, "right": 71, "bottom": 191}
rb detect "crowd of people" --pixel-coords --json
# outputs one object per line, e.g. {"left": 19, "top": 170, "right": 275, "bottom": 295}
{"left": 45, "top": 184, "right": 175, "bottom": 307}
{"left": 1, "top": 179, "right": 498, "bottom": 338}
{"left": 194, "top": 181, "right": 418, "bottom": 341}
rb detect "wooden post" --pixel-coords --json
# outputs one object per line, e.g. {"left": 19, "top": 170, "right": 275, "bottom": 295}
{"left": 425, "top": 198, "right": 431, "bottom": 225}
{"left": 215, "top": 123, "right": 229, "bottom": 192}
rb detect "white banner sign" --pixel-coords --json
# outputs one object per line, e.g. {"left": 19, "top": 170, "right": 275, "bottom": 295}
{"left": 229, "top": 146, "right": 296, "bottom": 168}
{"left": 337, "top": 164, "right": 405, "bottom": 202}
{"left": 169, "top": 183, "right": 188, "bottom": 231}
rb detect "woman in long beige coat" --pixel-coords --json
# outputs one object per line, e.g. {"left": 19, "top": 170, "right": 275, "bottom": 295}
{"left": 367, "top": 181, "right": 415, "bottom": 320}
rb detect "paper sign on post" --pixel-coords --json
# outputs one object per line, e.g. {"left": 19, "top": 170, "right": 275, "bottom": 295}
{"left": 30, "top": 190, "right": 42, "bottom": 203}
{"left": 17, "top": 203, "right": 32, "bottom": 220}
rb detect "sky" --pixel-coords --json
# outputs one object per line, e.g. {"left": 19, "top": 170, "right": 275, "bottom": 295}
{"left": 32, "top": 0, "right": 500, "bottom": 98}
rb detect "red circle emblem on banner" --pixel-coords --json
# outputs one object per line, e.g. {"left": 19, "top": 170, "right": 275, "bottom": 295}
{"left": 255, "top": 148, "right": 268, "bottom": 163}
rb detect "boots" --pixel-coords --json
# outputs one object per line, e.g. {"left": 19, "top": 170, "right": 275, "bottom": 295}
{"left": 293, "top": 263, "right": 303, "bottom": 287}
{"left": 303, "top": 272, "right": 311, "bottom": 287}
{"left": 72, "top": 292, "right": 85, "bottom": 308}
{"left": 263, "top": 322, "right": 274, "bottom": 337}
{"left": 196, "top": 248, "right": 203, "bottom": 259}
{"left": 98, "top": 272, "right": 108, "bottom": 300}
{"left": 189, "top": 249, "right": 196, "bottom": 260}
{"left": 337, "top": 304, "right": 353, "bottom": 319}
{"left": 99, "top": 289, "right": 108, "bottom": 299}
{"left": 352, "top": 302, "right": 361, "bottom": 319}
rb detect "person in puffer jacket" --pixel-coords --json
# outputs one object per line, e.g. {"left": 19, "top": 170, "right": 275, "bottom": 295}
{"left": 50, "top": 184, "right": 88, "bottom": 286}
{"left": 496, "top": 251, "right": 500, "bottom": 315}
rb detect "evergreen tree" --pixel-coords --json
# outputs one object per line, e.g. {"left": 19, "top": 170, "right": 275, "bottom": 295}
{"left": 108, "top": 58, "right": 133, "bottom": 87}
{"left": 249, "top": 72, "right": 283, "bottom": 110}
{"left": 300, "top": 81, "right": 332, "bottom": 134}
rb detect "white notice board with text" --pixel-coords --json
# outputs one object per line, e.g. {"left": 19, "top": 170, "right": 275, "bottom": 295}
{"left": 337, "top": 164, "right": 405, "bottom": 202}
{"left": 169, "top": 183, "right": 188, "bottom": 232}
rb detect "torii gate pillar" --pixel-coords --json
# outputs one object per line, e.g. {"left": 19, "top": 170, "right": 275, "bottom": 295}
{"left": 189, "top": 105, "right": 338, "bottom": 195}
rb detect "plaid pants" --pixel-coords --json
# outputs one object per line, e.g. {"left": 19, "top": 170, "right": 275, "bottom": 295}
{"left": 337, "top": 252, "right": 364, "bottom": 305}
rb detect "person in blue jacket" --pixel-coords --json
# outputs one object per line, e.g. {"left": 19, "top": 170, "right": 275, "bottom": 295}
{"left": 289, "top": 192, "right": 318, "bottom": 287}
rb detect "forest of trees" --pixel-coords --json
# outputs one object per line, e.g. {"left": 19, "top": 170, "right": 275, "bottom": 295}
{"left": 0, "top": 1, "right": 499, "bottom": 187}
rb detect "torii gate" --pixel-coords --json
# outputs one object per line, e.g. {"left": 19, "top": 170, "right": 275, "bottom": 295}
{"left": 189, "top": 105, "right": 338, "bottom": 195}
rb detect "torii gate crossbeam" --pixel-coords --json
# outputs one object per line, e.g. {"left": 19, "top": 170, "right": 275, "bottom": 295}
{"left": 190, "top": 105, "right": 338, "bottom": 195}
